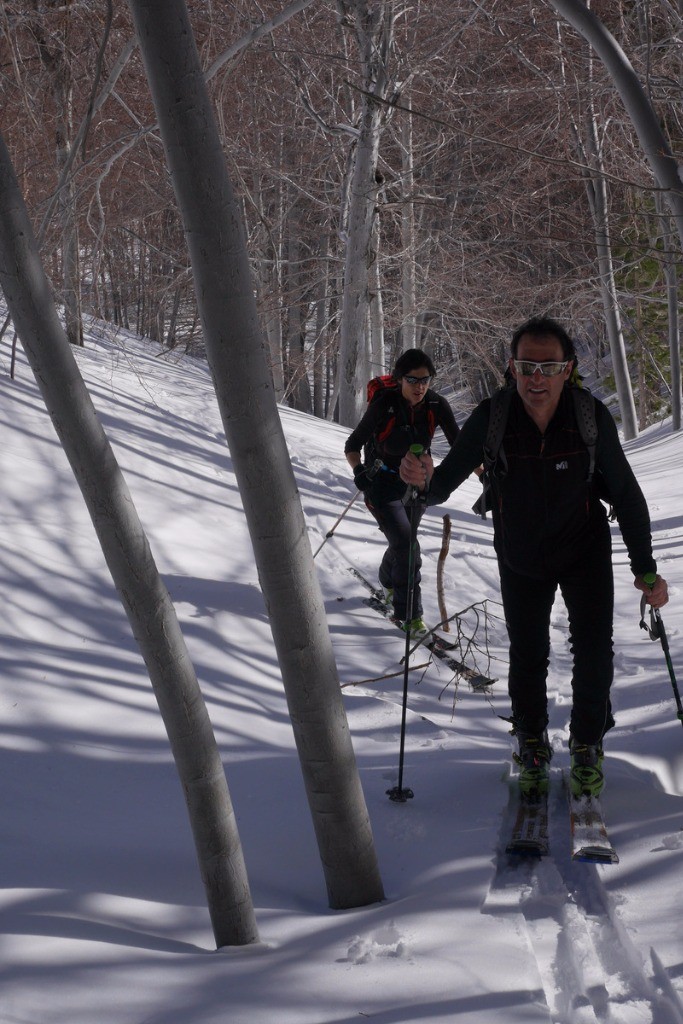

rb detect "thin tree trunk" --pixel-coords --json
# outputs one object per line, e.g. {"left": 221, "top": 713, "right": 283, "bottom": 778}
{"left": 337, "top": 1, "right": 395, "bottom": 427}
{"left": 584, "top": 106, "right": 638, "bottom": 438}
{"left": 665, "top": 241, "right": 681, "bottom": 431}
{"left": 30, "top": 4, "right": 84, "bottom": 346}
{"left": 658, "top": 197, "right": 682, "bottom": 431}
{"left": 313, "top": 241, "right": 330, "bottom": 418}
{"left": 368, "top": 208, "right": 385, "bottom": 374}
{"left": 338, "top": 105, "right": 382, "bottom": 425}
{"left": 400, "top": 95, "right": 417, "bottom": 352}
{"left": 0, "top": 131, "right": 258, "bottom": 950}
{"left": 128, "top": 0, "right": 384, "bottom": 911}
{"left": 556, "top": 21, "right": 638, "bottom": 436}
{"left": 286, "top": 204, "right": 313, "bottom": 413}
{"left": 548, "top": 0, "right": 683, "bottom": 251}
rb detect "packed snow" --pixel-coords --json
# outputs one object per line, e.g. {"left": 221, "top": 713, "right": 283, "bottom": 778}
{"left": 1, "top": 318, "right": 682, "bottom": 1024}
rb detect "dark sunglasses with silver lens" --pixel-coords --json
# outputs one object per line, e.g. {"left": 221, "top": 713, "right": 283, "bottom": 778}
{"left": 403, "top": 374, "right": 431, "bottom": 385}
{"left": 513, "top": 360, "right": 568, "bottom": 377}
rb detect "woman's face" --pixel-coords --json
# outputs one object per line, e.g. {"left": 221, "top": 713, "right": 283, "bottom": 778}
{"left": 400, "top": 369, "right": 431, "bottom": 407}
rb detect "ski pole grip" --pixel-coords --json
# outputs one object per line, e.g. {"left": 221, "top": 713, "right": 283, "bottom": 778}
{"left": 643, "top": 572, "right": 657, "bottom": 589}
{"left": 403, "top": 444, "right": 425, "bottom": 505}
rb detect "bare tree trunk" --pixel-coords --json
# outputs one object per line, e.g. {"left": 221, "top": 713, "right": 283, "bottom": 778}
{"left": 555, "top": 20, "right": 638, "bottom": 436}
{"left": 337, "top": 1, "right": 395, "bottom": 427}
{"left": 548, "top": 0, "right": 683, "bottom": 251}
{"left": 583, "top": 105, "right": 638, "bottom": 438}
{"left": 664, "top": 235, "right": 681, "bottom": 431}
{"left": 128, "top": 0, "right": 384, "bottom": 911}
{"left": 658, "top": 197, "right": 682, "bottom": 431}
{"left": 0, "top": 132, "right": 258, "bottom": 950}
{"left": 286, "top": 203, "right": 313, "bottom": 413}
{"left": 400, "top": 95, "right": 417, "bottom": 352}
{"left": 312, "top": 241, "right": 331, "bottom": 418}
{"left": 368, "top": 208, "right": 385, "bottom": 374}
{"left": 27, "top": 4, "right": 84, "bottom": 346}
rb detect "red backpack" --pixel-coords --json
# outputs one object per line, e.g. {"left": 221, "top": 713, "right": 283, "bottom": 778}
{"left": 366, "top": 374, "right": 397, "bottom": 403}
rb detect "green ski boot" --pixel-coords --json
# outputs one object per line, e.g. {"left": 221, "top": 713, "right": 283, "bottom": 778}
{"left": 569, "top": 740, "right": 604, "bottom": 798}
{"left": 514, "top": 731, "right": 552, "bottom": 801}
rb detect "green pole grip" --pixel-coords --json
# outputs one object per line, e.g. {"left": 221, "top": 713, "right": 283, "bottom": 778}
{"left": 643, "top": 572, "right": 657, "bottom": 588}
{"left": 409, "top": 443, "right": 424, "bottom": 456}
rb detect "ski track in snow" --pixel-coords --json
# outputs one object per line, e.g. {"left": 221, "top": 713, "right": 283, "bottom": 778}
{"left": 341, "top": 551, "right": 683, "bottom": 1024}
{"left": 3, "top": 317, "right": 683, "bottom": 1024}
{"left": 485, "top": 781, "right": 683, "bottom": 1024}
{"left": 340, "top": 549, "right": 683, "bottom": 1024}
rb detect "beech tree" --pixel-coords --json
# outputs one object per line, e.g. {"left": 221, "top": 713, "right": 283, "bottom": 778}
{"left": 546, "top": 0, "right": 683, "bottom": 250}
{"left": 0, "top": 131, "right": 258, "bottom": 949}
{"left": 548, "top": 0, "right": 683, "bottom": 431}
{"left": 2, "top": 0, "right": 679, "bottom": 426}
{"left": 336, "top": 0, "right": 397, "bottom": 427}
{"left": 127, "top": 0, "right": 384, "bottom": 912}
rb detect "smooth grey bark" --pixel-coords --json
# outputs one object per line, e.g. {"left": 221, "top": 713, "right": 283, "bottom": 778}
{"left": 661, "top": 211, "right": 682, "bottom": 430}
{"left": 368, "top": 209, "right": 385, "bottom": 374}
{"left": 0, "top": 134, "right": 258, "bottom": 949}
{"left": 337, "top": 1, "right": 395, "bottom": 427}
{"left": 400, "top": 95, "right": 417, "bottom": 353}
{"left": 204, "top": 0, "right": 318, "bottom": 82}
{"left": 548, "top": 0, "right": 683, "bottom": 252}
{"left": 583, "top": 106, "right": 638, "bottom": 438}
{"left": 127, "top": 0, "right": 384, "bottom": 911}
{"left": 555, "top": 25, "right": 638, "bottom": 436}
{"left": 32, "top": 11, "right": 83, "bottom": 346}
{"left": 286, "top": 203, "right": 313, "bottom": 413}
{"left": 312, "top": 241, "right": 330, "bottom": 418}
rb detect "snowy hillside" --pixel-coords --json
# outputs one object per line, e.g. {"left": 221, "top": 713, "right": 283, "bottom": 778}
{"left": 1, "top": 319, "right": 682, "bottom": 1024}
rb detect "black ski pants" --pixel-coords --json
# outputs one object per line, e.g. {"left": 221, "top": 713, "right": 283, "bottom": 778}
{"left": 498, "top": 543, "right": 615, "bottom": 746}
{"left": 368, "top": 497, "right": 425, "bottom": 622}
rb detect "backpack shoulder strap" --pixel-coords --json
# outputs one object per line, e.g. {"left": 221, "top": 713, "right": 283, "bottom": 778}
{"left": 570, "top": 387, "right": 598, "bottom": 482}
{"left": 472, "top": 387, "right": 513, "bottom": 519}
{"left": 483, "top": 386, "right": 515, "bottom": 469}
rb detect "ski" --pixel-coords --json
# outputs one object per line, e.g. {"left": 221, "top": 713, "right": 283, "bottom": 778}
{"left": 348, "top": 567, "right": 495, "bottom": 688}
{"left": 361, "top": 594, "right": 459, "bottom": 651}
{"left": 500, "top": 769, "right": 618, "bottom": 864}
{"left": 568, "top": 787, "right": 619, "bottom": 864}
{"left": 505, "top": 784, "right": 550, "bottom": 857}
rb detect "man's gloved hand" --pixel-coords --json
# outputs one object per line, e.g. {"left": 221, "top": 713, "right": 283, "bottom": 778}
{"left": 353, "top": 464, "right": 372, "bottom": 492}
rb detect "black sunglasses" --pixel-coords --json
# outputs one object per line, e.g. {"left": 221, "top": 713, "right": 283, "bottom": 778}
{"left": 403, "top": 374, "right": 432, "bottom": 385}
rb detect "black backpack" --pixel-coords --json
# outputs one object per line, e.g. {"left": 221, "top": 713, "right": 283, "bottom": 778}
{"left": 473, "top": 384, "right": 599, "bottom": 518}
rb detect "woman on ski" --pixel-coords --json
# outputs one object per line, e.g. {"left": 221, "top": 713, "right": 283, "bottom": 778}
{"left": 344, "top": 349, "right": 461, "bottom": 638}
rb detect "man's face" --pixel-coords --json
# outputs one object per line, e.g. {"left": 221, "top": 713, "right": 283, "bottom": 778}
{"left": 509, "top": 333, "right": 573, "bottom": 426}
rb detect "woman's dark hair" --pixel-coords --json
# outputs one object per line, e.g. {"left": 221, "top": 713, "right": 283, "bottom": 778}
{"left": 392, "top": 348, "right": 436, "bottom": 379}
{"left": 510, "top": 316, "right": 576, "bottom": 362}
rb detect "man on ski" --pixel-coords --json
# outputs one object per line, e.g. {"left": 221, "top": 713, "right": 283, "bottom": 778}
{"left": 399, "top": 317, "right": 668, "bottom": 798}
{"left": 345, "top": 348, "right": 460, "bottom": 638}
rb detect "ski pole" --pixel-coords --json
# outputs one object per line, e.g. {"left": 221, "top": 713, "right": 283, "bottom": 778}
{"left": 639, "top": 574, "right": 683, "bottom": 728}
{"left": 387, "top": 443, "right": 424, "bottom": 802}
{"left": 312, "top": 459, "right": 383, "bottom": 559}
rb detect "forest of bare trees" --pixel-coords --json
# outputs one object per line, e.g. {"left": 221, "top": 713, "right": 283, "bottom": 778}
{"left": 1, "top": 0, "right": 681, "bottom": 430}
{"left": 0, "top": 0, "right": 680, "bottom": 949}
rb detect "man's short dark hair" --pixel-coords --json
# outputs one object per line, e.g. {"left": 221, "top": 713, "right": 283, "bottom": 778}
{"left": 511, "top": 317, "right": 576, "bottom": 361}
{"left": 393, "top": 348, "right": 436, "bottom": 379}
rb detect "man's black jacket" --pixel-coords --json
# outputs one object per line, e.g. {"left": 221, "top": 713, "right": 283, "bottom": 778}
{"left": 426, "top": 388, "right": 656, "bottom": 579}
